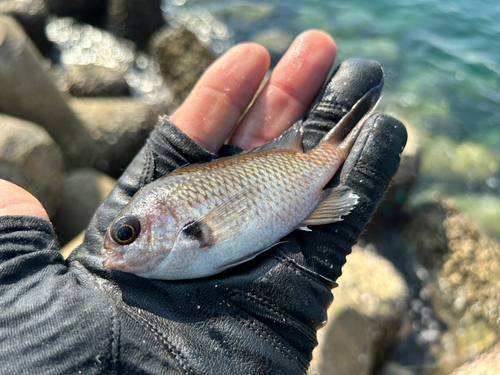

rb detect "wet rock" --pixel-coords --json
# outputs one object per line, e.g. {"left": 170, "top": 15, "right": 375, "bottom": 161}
{"left": 69, "top": 97, "right": 162, "bottom": 177}
{"left": 0, "top": 0, "right": 50, "bottom": 54}
{"left": 107, "top": 0, "right": 166, "bottom": 50}
{"left": 53, "top": 169, "right": 116, "bottom": 245}
{"left": 162, "top": 6, "right": 233, "bottom": 57}
{"left": 64, "top": 64, "right": 130, "bottom": 97}
{"left": 451, "top": 343, "right": 500, "bottom": 375}
{"left": 402, "top": 197, "right": 500, "bottom": 373}
{"left": 0, "top": 15, "right": 94, "bottom": 168}
{"left": 149, "top": 26, "right": 215, "bottom": 110}
{"left": 46, "top": 18, "right": 172, "bottom": 107}
{"left": 0, "top": 114, "right": 64, "bottom": 218}
{"left": 308, "top": 246, "right": 409, "bottom": 375}
{"left": 450, "top": 194, "right": 500, "bottom": 240}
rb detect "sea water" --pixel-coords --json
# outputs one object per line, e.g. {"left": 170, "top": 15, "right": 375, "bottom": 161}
{"left": 163, "top": 0, "right": 500, "bottom": 239}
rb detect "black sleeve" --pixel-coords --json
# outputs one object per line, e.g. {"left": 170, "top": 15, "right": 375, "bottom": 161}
{"left": 0, "top": 216, "right": 117, "bottom": 375}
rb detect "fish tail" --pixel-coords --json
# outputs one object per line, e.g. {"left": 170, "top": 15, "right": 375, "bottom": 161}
{"left": 315, "top": 84, "right": 382, "bottom": 156}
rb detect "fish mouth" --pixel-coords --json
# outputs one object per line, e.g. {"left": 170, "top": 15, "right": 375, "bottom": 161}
{"left": 101, "top": 248, "right": 126, "bottom": 270}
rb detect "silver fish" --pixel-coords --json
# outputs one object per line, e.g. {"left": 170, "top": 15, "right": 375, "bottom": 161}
{"left": 101, "top": 86, "right": 380, "bottom": 279}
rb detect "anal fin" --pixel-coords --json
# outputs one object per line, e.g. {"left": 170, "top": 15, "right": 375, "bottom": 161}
{"left": 300, "top": 186, "right": 359, "bottom": 226}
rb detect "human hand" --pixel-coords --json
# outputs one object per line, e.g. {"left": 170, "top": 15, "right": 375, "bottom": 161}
{"left": 0, "top": 30, "right": 406, "bottom": 374}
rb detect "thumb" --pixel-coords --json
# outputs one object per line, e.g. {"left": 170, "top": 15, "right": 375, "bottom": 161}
{"left": 0, "top": 179, "right": 49, "bottom": 221}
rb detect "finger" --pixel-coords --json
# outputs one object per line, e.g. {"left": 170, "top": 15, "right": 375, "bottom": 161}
{"left": 294, "top": 114, "right": 407, "bottom": 282}
{"left": 170, "top": 43, "right": 270, "bottom": 153}
{"left": 302, "top": 58, "right": 385, "bottom": 151}
{"left": 0, "top": 179, "right": 49, "bottom": 220}
{"left": 229, "top": 30, "right": 336, "bottom": 150}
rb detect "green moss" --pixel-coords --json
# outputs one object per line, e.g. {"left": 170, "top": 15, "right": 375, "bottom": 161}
{"left": 420, "top": 136, "right": 500, "bottom": 187}
{"left": 450, "top": 195, "right": 500, "bottom": 239}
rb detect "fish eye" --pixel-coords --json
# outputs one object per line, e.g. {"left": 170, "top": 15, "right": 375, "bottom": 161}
{"left": 111, "top": 216, "right": 141, "bottom": 245}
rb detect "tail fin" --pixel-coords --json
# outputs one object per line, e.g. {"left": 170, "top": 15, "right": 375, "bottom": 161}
{"left": 319, "top": 84, "right": 382, "bottom": 153}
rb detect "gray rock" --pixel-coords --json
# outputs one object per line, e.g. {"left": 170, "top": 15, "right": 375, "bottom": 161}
{"left": 149, "top": 26, "right": 215, "bottom": 110}
{"left": 69, "top": 97, "right": 162, "bottom": 177}
{"left": 308, "top": 247, "right": 409, "bottom": 375}
{"left": 0, "top": 0, "right": 50, "bottom": 54}
{"left": 46, "top": 18, "right": 172, "bottom": 107}
{"left": 0, "top": 15, "right": 94, "bottom": 168}
{"left": 451, "top": 344, "right": 500, "bottom": 375}
{"left": 107, "top": 0, "right": 166, "bottom": 50}
{"left": 0, "top": 114, "right": 64, "bottom": 218}
{"left": 64, "top": 64, "right": 130, "bottom": 97}
{"left": 402, "top": 198, "right": 500, "bottom": 373}
{"left": 53, "top": 169, "right": 116, "bottom": 245}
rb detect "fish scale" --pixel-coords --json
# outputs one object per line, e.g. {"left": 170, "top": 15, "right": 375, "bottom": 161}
{"left": 100, "top": 86, "right": 380, "bottom": 279}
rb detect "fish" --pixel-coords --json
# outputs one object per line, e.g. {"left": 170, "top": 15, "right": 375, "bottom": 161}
{"left": 100, "top": 85, "right": 381, "bottom": 280}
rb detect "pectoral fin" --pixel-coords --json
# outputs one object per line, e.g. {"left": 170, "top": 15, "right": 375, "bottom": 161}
{"left": 181, "top": 189, "right": 253, "bottom": 247}
{"left": 300, "top": 186, "right": 359, "bottom": 226}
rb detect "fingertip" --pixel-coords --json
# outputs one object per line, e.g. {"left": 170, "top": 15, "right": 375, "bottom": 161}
{"left": 170, "top": 41, "right": 270, "bottom": 153}
{"left": 229, "top": 42, "right": 271, "bottom": 67}
{"left": 296, "top": 29, "right": 337, "bottom": 56}
{"left": 341, "top": 113, "right": 408, "bottom": 187}
{"left": 230, "top": 30, "right": 337, "bottom": 149}
{"left": 0, "top": 180, "right": 50, "bottom": 221}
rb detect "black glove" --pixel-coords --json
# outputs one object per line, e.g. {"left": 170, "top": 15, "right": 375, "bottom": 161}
{"left": 0, "top": 58, "right": 406, "bottom": 375}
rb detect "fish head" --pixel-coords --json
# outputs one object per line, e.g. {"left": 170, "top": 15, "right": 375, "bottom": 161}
{"left": 101, "top": 201, "right": 177, "bottom": 274}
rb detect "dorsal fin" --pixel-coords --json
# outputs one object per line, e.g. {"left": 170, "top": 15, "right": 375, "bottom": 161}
{"left": 240, "top": 121, "right": 304, "bottom": 154}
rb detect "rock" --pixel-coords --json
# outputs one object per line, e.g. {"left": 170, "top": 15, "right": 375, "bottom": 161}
{"left": 149, "top": 26, "right": 215, "bottom": 110}
{"left": 0, "top": 15, "right": 94, "bottom": 168}
{"left": 0, "top": 0, "right": 50, "bottom": 54}
{"left": 0, "top": 114, "right": 64, "bottom": 218}
{"left": 53, "top": 169, "right": 116, "bottom": 245}
{"left": 60, "top": 231, "right": 85, "bottom": 259}
{"left": 69, "top": 97, "right": 162, "bottom": 177}
{"left": 308, "top": 246, "right": 409, "bottom": 375}
{"left": 451, "top": 343, "right": 500, "bottom": 375}
{"left": 46, "top": 18, "right": 172, "bottom": 107}
{"left": 402, "top": 197, "right": 500, "bottom": 373}
{"left": 64, "top": 64, "right": 130, "bottom": 97}
{"left": 450, "top": 194, "right": 500, "bottom": 240}
{"left": 107, "top": 0, "right": 166, "bottom": 50}
{"left": 162, "top": 7, "right": 233, "bottom": 56}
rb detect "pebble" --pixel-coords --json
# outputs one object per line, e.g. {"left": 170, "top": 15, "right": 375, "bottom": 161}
{"left": 308, "top": 246, "right": 409, "bottom": 375}
{"left": 0, "top": 114, "right": 64, "bottom": 218}
{"left": 0, "top": 15, "right": 93, "bottom": 168}
{"left": 53, "top": 169, "right": 116, "bottom": 245}
{"left": 149, "top": 26, "right": 215, "bottom": 110}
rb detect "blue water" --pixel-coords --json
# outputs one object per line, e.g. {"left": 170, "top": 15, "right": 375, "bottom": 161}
{"left": 164, "top": 0, "right": 500, "bottom": 236}
{"left": 165, "top": 0, "right": 500, "bottom": 140}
